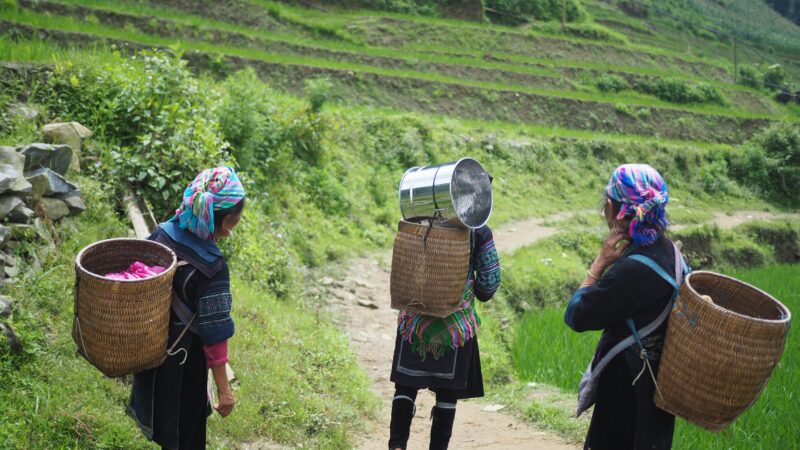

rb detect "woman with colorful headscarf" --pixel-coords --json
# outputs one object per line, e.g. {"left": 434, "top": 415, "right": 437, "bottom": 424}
{"left": 564, "top": 164, "right": 689, "bottom": 449}
{"left": 128, "top": 167, "right": 246, "bottom": 449}
{"left": 388, "top": 221, "right": 501, "bottom": 450}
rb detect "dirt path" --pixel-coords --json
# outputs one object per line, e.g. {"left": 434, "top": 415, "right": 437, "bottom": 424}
{"left": 322, "top": 209, "right": 798, "bottom": 449}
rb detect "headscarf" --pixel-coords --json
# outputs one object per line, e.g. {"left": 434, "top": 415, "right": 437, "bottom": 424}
{"left": 175, "top": 167, "right": 246, "bottom": 240}
{"left": 605, "top": 164, "right": 669, "bottom": 247}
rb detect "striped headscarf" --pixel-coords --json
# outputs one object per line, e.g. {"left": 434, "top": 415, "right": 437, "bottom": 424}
{"left": 175, "top": 167, "right": 246, "bottom": 240}
{"left": 605, "top": 164, "right": 669, "bottom": 247}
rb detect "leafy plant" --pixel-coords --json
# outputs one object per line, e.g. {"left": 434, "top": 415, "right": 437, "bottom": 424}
{"left": 596, "top": 74, "right": 629, "bottom": 93}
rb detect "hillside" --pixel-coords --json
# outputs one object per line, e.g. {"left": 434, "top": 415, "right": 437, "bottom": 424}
{"left": 1, "top": 0, "right": 799, "bottom": 448}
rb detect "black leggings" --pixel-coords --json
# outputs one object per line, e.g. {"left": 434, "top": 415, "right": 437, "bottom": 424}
{"left": 389, "top": 384, "right": 459, "bottom": 450}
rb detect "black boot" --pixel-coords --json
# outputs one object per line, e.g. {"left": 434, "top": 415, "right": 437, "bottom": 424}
{"left": 388, "top": 394, "right": 416, "bottom": 450}
{"left": 429, "top": 404, "right": 457, "bottom": 450}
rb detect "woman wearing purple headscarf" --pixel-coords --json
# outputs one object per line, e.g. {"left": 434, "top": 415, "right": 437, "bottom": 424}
{"left": 564, "top": 164, "right": 689, "bottom": 449}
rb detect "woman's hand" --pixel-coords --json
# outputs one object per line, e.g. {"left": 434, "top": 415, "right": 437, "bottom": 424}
{"left": 592, "top": 230, "right": 631, "bottom": 274}
{"left": 214, "top": 384, "right": 235, "bottom": 418}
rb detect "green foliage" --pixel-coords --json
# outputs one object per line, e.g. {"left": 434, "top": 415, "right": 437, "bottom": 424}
{"left": 595, "top": 74, "right": 629, "bottom": 93}
{"left": 634, "top": 77, "right": 726, "bottom": 105}
{"left": 485, "top": 0, "right": 586, "bottom": 24}
{"left": 738, "top": 65, "right": 762, "bottom": 89}
{"left": 730, "top": 122, "right": 800, "bottom": 205}
{"left": 763, "top": 63, "right": 788, "bottom": 90}
{"left": 304, "top": 76, "right": 334, "bottom": 113}
{"left": 35, "top": 51, "right": 230, "bottom": 213}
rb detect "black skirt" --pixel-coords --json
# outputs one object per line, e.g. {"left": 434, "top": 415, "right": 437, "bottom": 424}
{"left": 390, "top": 332, "right": 484, "bottom": 400}
{"left": 128, "top": 319, "right": 212, "bottom": 450}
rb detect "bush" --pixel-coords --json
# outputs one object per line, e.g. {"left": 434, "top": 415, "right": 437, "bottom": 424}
{"left": 36, "top": 51, "right": 230, "bottom": 213}
{"left": 633, "top": 77, "right": 726, "bottom": 105}
{"left": 730, "top": 123, "right": 800, "bottom": 205}
{"left": 596, "top": 74, "right": 629, "bottom": 93}
{"left": 304, "top": 76, "right": 334, "bottom": 113}
{"left": 763, "top": 64, "right": 787, "bottom": 90}
{"left": 738, "top": 65, "right": 762, "bottom": 89}
{"left": 485, "top": 0, "right": 586, "bottom": 24}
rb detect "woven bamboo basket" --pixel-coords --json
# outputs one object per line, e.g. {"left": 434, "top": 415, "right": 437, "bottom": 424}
{"left": 390, "top": 220, "right": 471, "bottom": 318}
{"left": 655, "top": 271, "right": 791, "bottom": 431}
{"left": 72, "top": 238, "right": 177, "bottom": 378}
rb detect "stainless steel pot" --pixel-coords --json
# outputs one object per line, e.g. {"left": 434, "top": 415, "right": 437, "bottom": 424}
{"left": 398, "top": 158, "right": 493, "bottom": 229}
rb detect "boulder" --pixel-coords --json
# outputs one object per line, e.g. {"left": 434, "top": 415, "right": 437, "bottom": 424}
{"left": 0, "top": 147, "right": 32, "bottom": 194}
{"left": 0, "top": 296, "right": 10, "bottom": 318}
{"left": 0, "top": 164, "right": 20, "bottom": 194}
{"left": 26, "top": 168, "right": 74, "bottom": 199}
{"left": 8, "top": 203, "right": 35, "bottom": 223}
{"left": 42, "top": 122, "right": 93, "bottom": 173}
{"left": 56, "top": 191, "right": 86, "bottom": 215}
{"left": 18, "top": 143, "right": 74, "bottom": 176}
{"left": 0, "top": 322, "right": 22, "bottom": 354}
{"left": 7, "top": 102, "right": 40, "bottom": 121}
{"left": 0, "top": 225, "right": 10, "bottom": 243}
{"left": 40, "top": 197, "right": 70, "bottom": 221}
{"left": 0, "top": 195, "right": 24, "bottom": 221}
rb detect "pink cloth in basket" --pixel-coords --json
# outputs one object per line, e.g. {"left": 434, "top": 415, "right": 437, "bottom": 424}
{"left": 104, "top": 262, "right": 166, "bottom": 280}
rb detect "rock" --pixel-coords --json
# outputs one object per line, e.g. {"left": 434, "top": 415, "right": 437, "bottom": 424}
{"left": 320, "top": 277, "right": 335, "bottom": 286}
{"left": 8, "top": 203, "right": 35, "bottom": 223}
{"left": 0, "top": 147, "right": 32, "bottom": 194}
{"left": 4, "top": 264, "right": 18, "bottom": 279}
{"left": 483, "top": 404, "right": 506, "bottom": 412}
{"left": 42, "top": 122, "right": 92, "bottom": 173}
{"left": 7, "top": 102, "right": 40, "bottom": 121}
{"left": 0, "top": 296, "right": 10, "bottom": 318}
{"left": 18, "top": 143, "right": 74, "bottom": 176}
{"left": 8, "top": 224, "right": 37, "bottom": 241}
{"left": 26, "top": 168, "right": 73, "bottom": 199}
{"left": 357, "top": 299, "right": 379, "bottom": 309}
{"left": 55, "top": 191, "right": 86, "bottom": 215}
{"left": 0, "top": 225, "right": 10, "bottom": 244}
{"left": 0, "top": 322, "right": 22, "bottom": 354}
{"left": 0, "top": 164, "right": 19, "bottom": 193}
{"left": 0, "top": 195, "right": 24, "bottom": 221}
{"left": 39, "top": 197, "right": 70, "bottom": 221}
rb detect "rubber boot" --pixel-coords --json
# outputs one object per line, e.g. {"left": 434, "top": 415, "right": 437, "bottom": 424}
{"left": 429, "top": 405, "right": 457, "bottom": 450}
{"left": 388, "top": 395, "right": 416, "bottom": 450}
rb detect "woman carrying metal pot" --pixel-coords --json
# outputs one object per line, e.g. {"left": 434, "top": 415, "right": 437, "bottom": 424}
{"left": 128, "top": 167, "right": 246, "bottom": 450}
{"left": 389, "top": 168, "right": 501, "bottom": 450}
{"left": 564, "top": 164, "right": 689, "bottom": 450}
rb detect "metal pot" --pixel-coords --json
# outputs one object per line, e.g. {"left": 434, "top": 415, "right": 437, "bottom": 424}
{"left": 398, "top": 158, "right": 493, "bottom": 229}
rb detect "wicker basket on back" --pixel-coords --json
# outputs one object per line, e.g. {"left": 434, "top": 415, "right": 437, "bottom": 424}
{"left": 390, "top": 220, "right": 471, "bottom": 318}
{"left": 73, "top": 238, "right": 177, "bottom": 378}
{"left": 656, "top": 271, "right": 791, "bottom": 431}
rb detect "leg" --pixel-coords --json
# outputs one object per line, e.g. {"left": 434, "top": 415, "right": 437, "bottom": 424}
{"left": 429, "top": 390, "right": 458, "bottom": 450}
{"left": 389, "top": 384, "right": 418, "bottom": 450}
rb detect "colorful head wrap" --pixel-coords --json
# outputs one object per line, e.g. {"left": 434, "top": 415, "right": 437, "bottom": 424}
{"left": 175, "top": 167, "right": 246, "bottom": 240}
{"left": 605, "top": 164, "right": 669, "bottom": 247}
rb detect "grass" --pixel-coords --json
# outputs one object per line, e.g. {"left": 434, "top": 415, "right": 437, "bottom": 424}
{"left": 508, "top": 263, "right": 800, "bottom": 448}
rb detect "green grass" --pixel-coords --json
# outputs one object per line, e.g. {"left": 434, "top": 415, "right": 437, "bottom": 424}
{"left": 509, "top": 264, "right": 800, "bottom": 448}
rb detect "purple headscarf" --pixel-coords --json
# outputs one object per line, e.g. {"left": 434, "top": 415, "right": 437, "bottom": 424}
{"left": 605, "top": 164, "right": 669, "bottom": 246}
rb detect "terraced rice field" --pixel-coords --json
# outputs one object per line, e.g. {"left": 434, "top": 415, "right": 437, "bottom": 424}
{"left": 1, "top": 0, "right": 797, "bottom": 146}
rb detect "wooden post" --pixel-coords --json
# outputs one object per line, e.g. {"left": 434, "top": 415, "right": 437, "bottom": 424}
{"left": 562, "top": 0, "right": 566, "bottom": 28}
{"left": 733, "top": 35, "right": 738, "bottom": 84}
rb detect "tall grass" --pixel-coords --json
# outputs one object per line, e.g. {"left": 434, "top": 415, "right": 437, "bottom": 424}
{"left": 511, "top": 264, "right": 800, "bottom": 448}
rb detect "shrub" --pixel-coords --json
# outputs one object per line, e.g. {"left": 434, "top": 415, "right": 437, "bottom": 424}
{"left": 485, "top": 0, "right": 586, "bottom": 25}
{"left": 596, "top": 74, "right": 629, "bottom": 93}
{"left": 304, "top": 76, "right": 334, "bottom": 113}
{"left": 633, "top": 77, "right": 726, "bottom": 105}
{"left": 730, "top": 123, "right": 800, "bottom": 205}
{"left": 763, "top": 64, "right": 787, "bottom": 90}
{"left": 36, "top": 51, "right": 230, "bottom": 213}
{"left": 738, "top": 65, "right": 762, "bottom": 89}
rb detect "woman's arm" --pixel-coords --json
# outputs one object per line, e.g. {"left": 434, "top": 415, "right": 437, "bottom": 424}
{"left": 211, "top": 363, "right": 235, "bottom": 417}
{"left": 474, "top": 227, "right": 501, "bottom": 301}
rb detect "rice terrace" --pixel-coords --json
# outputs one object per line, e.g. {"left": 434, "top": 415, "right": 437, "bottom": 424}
{"left": 0, "top": 0, "right": 798, "bottom": 448}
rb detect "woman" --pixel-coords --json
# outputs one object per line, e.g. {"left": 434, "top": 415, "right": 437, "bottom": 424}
{"left": 389, "top": 224, "right": 501, "bottom": 450}
{"left": 564, "top": 164, "right": 688, "bottom": 450}
{"left": 128, "top": 167, "right": 246, "bottom": 450}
